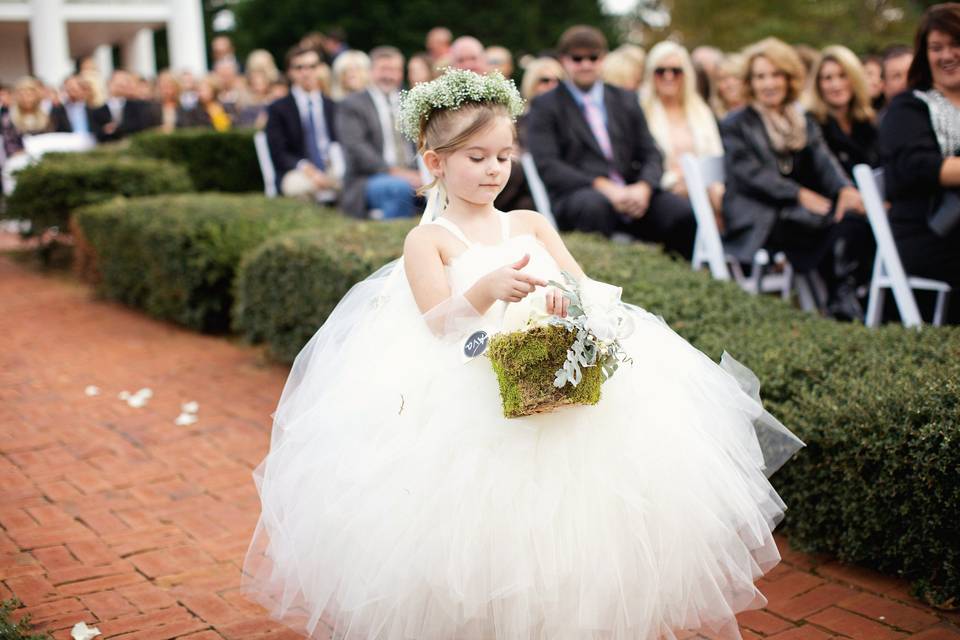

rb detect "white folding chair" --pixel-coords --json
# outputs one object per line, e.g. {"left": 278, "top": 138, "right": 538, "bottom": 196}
{"left": 253, "top": 131, "right": 277, "bottom": 198}
{"left": 416, "top": 154, "right": 432, "bottom": 186}
{"left": 23, "top": 132, "right": 96, "bottom": 156}
{"left": 853, "top": 164, "right": 952, "bottom": 327}
{"left": 520, "top": 151, "right": 559, "bottom": 230}
{"left": 681, "top": 153, "right": 821, "bottom": 309}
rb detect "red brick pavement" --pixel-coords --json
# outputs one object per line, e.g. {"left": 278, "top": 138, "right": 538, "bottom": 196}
{"left": 1, "top": 251, "right": 958, "bottom": 640}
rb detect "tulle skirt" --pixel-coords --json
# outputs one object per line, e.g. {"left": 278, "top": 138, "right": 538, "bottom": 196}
{"left": 243, "top": 265, "right": 801, "bottom": 640}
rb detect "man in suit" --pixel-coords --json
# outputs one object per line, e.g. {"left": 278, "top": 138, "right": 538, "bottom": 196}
{"left": 336, "top": 46, "right": 421, "bottom": 219}
{"left": 527, "top": 26, "right": 695, "bottom": 257}
{"left": 94, "top": 70, "right": 156, "bottom": 141}
{"left": 266, "top": 45, "right": 339, "bottom": 200}
{"left": 50, "top": 75, "right": 109, "bottom": 138}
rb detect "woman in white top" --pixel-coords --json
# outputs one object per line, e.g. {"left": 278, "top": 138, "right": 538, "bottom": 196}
{"left": 640, "top": 41, "right": 723, "bottom": 198}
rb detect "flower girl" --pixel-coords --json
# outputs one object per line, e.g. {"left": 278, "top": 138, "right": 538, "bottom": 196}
{"left": 244, "top": 69, "right": 803, "bottom": 640}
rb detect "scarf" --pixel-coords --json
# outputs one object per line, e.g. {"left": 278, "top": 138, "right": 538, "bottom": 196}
{"left": 914, "top": 88, "right": 960, "bottom": 157}
{"left": 752, "top": 101, "right": 807, "bottom": 154}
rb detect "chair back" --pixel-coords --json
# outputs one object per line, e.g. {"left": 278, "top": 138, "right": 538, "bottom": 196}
{"left": 520, "top": 151, "right": 558, "bottom": 229}
{"left": 682, "top": 153, "right": 730, "bottom": 280}
{"left": 253, "top": 131, "right": 277, "bottom": 198}
{"left": 852, "top": 163, "right": 923, "bottom": 326}
{"left": 23, "top": 132, "right": 96, "bottom": 157}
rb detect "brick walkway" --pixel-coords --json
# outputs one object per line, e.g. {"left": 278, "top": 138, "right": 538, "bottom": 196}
{"left": 1, "top": 250, "right": 958, "bottom": 640}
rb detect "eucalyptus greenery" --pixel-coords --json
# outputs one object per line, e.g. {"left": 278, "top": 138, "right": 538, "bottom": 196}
{"left": 397, "top": 69, "right": 525, "bottom": 142}
{"left": 547, "top": 271, "right": 632, "bottom": 389}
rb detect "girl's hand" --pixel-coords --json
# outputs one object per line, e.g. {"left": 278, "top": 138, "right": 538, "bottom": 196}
{"left": 545, "top": 286, "right": 570, "bottom": 318}
{"left": 481, "top": 254, "right": 547, "bottom": 304}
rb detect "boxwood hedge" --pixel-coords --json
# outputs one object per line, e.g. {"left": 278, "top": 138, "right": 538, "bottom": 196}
{"left": 235, "top": 225, "right": 960, "bottom": 605}
{"left": 129, "top": 128, "right": 262, "bottom": 193}
{"left": 74, "top": 194, "right": 329, "bottom": 331}
{"left": 6, "top": 153, "right": 192, "bottom": 233}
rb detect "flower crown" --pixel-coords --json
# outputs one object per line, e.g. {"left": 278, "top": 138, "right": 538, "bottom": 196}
{"left": 397, "top": 68, "right": 525, "bottom": 142}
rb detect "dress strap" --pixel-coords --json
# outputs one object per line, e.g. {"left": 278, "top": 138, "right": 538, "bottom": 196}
{"left": 499, "top": 210, "right": 510, "bottom": 241}
{"left": 432, "top": 217, "right": 472, "bottom": 247}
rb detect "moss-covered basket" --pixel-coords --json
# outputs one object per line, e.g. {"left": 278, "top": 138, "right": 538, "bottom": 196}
{"left": 488, "top": 325, "right": 602, "bottom": 418}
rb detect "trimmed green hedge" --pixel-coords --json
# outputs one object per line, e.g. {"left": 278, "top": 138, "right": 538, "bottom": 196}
{"left": 6, "top": 154, "right": 191, "bottom": 232}
{"left": 234, "top": 226, "right": 960, "bottom": 605}
{"left": 233, "top": 219, "right": 414, "bottom": 360}
{"left": 129, "top": 128, "right": 262, "bottom": 193}
{"left": 74, "top": 194, "right": 329, "bottom": 331}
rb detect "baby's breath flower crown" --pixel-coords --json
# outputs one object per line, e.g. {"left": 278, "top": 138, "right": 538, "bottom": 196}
{"left": 398, "top": 68, "right": 525, "bottom": 143}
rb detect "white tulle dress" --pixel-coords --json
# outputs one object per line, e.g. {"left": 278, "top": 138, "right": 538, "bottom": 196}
{"left": 243, "top": 210, "right": 804, "bottom": 640}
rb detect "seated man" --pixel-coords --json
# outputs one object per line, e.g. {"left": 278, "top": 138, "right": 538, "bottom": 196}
{"left": 527, "top": 25, "right": 695, "bottom": 257}
{"left": 50, "top": 75, "right": 109, "bottom": 138}
{"left": 337, "top": 46, "right": 421, "bottom": 218}
{"left": 94, "top": 70, "right": 157, "bottom": 141}
{"left": 266, "top": 45, "right": 339, "bottom": 200}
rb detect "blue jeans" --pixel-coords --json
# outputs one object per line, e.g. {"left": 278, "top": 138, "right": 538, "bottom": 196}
{"left": 365, "top": 173, "right": 416, "bottom": 219}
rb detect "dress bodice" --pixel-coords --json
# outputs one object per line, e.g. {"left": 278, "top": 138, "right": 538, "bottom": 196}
{"left": 430, "top": 212, "right": 563, "bottom": 330}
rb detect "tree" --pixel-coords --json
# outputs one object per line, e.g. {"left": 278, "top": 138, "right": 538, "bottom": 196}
{"left": 231, "top": 0, "right": 613, "bottom": 69}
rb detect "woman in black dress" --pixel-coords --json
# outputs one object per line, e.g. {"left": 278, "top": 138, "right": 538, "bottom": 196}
{"left": 806, "top": 45, "right": 879, "bottom": 179}
{"left": 720, "top": 37, "right": 873, "bottom": 319}
{"left": 879, "top": 3, "right": 960, "bottom": 322}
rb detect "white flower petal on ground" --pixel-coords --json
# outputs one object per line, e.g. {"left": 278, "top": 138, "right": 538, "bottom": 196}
{"left": 136, "top": 388, "right": 153, "bottom": 399}
{"left": 127, "top": 395, "right": 147, "bottom": 408}
{"left": 84, "top": 386, "right": 100, "bottom": 397}
{"left": 71, "top": 622, "right": 102, "bottom": 640}
{"left": 175, "top": 413, "right": 198, "bottom": 426}
{"left": 118, "top": 390, "right": 131, "bottom": 400}
{"left": 181, "top": 401, "right": 199, "bottom": 414}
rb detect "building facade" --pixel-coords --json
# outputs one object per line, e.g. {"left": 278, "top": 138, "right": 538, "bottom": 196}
{"left": 0, "top": 0, "right": 207, "bottom": 85}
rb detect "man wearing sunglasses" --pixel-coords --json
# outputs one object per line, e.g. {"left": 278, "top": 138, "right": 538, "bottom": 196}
{"left": 265, "top": 45, "right": 339, "bottom": 200}
{"left": 527, "top": 26, "right": 696, "bottom": 258}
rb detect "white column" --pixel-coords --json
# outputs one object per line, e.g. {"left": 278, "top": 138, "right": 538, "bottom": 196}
{"left": 93, "top": 44, "right": 114, "bottom": 78}
{"left": 168, "top": 0, "right": 207, "bottom": 75}
{"left": 124, "top": 28, "right": 157, "bottom": 79}
{"left": 29, "top": 0, "right": 72, "bottom": 86}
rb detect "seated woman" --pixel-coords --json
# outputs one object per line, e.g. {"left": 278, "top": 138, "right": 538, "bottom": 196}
{"left": 880, "top": 4, "right": 960, "bottom": 322}
{"left": 720, "top": 37, "right": 872, "bottom": 320}
{"left": 805, "top": 45, "right": 879, "bottom": 179}
{"left": 602, "top": 48, "right": 644, "bottom": 92}
{"left": 155, "top": 70, "right": 181, "bottom": 133}
{"left": 178, "top": 76, "right": 232, "bottom": 132}
{"left": 331, "top": 50, "right": 371, "bottom": 100}
{"left": 518, "top": 57, "right": 565, "bottom": 149}
{"left": 710, "top": 53, "right": 747, "bottom": 119}
{"left": 10, "top": 76, "right": 52, "bottom": 137}
{"left": 640, "top": 40, "right": 723, "bottom": 220}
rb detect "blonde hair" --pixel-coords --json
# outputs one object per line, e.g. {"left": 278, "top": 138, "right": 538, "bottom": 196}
{"left": 710, "top": 53, "right": 746, "bottom": 117}
{"left": 11, "top": 76, "right": 49, "bottom": 134}
{"left": 742, "top": 37, "right": 806, "bottom": 105}
{"left": 520, "top": 57, "right": 565, "bottom": 101}
{"left": 640, "top": 41, "right": 700, "bottom": 112}
{"left": 804, "top": 45, "right": 875, "bottom": 125}
{"left": 245, "top": 49, "right": 280, "bottom": 83}
{"left": 603, "top": 49, "right": 643, "bottom": 92}
{"left": 331, "top": 50, "right": 371, "bottom": 99}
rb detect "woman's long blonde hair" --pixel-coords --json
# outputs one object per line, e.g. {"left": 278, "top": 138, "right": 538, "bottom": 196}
{"left": 804, "top": 45, "right": 875, "bottom": 125}
{"left": 741, "top": 37, "right": 806, "bottom": 106}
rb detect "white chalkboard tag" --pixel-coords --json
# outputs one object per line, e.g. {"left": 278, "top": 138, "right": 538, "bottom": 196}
{"left": 463, "top": 330, "right": 489, "bottom": 359}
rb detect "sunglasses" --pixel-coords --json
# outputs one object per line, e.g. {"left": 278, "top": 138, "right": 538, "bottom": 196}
{"left": 537, "top": 76, "right": 560, "bottom": 85}
{"left": 292, "top": 63, "right": 320, "bottom": 71}
{"left": 654, "top": 66, "right": 684, "bottom": 78}
{"left": 569, "top": 54, "right": 600, "bottom": 64}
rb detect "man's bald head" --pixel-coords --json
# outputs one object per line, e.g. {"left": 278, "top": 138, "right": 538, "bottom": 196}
{"left": 450, "top": 36, "right": 488, "bottom": 74}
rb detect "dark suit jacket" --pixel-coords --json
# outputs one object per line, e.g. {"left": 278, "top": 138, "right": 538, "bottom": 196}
{"left": 265, "top": 93, "right": 337, "bottom": 194}
{"left": 93, "top": 99, "right": 157, "bottom": 141}
{"left": 336, "top": 89, "right": 416, "bottom": 218}
{"left": 526, "top": 82, "right": 664, "bottom": 204}
{"left": 719, "top": 106, "right": 850, "bottom": 263}
{"left": 50, "top": 103, "right": 110, "bottom": 138}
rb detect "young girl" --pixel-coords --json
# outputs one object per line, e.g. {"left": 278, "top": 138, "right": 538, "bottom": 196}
{"left": 244, "top": 69, "right": 803, "bottom": 640}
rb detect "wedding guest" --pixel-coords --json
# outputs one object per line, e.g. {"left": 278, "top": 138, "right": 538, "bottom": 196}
{"left": 321, "top": 27, "right": 350, "bottom": 64}
{"left": 211, "top": 35, "right": 240, "bottom": 70}
{"left": 78, "top": 56, "right": 106, "bottom": 106}
{"left": 720, "top": 37, "right": 872, "bottom": 319}
{"left": 616, "top": 44, "right": 646, "bottom": 83}
{"left": 882, "top": 44, "right": 913, "bottom": 103}
{"left": 153, "top": 70, "right": 181, "bottom": 133}
{"left": 862, "top": 53, "right": 886, "bottom": 111}
{"left": 331, "top": 50, "right": 371, "bottom": 99}
{"left": 265, "top": 45, "right": 339, "bottom": 199}
{"left": 0, "top": 83, "right": 11, "bottom": 109}
{"left": 486, "top": 46, "right": 514, "bottom": 78}
{"left": 1, "top": 101, "right": 24, "bottom": 167}
{"left": 450, "top": 36, "right": 489, "bottom": 74}
{"left": 602, "top": 49, "right": 643, "bottom": 92}
{"left": 337, "top": 46, "right": 421, "bottom": 219}
{"left": 246, "top": 49, "right": 281, "bottom": 83}
{"left": 426, "top": 26, "right": 453, "bottom": 67}
{"left": 407, "top": 53, "right": 435, "bottom": 86}
{"left": 527, "top": 25, "right": 695, "bottom": 257}
{"left": 9, "top": 77, "right": 52, "bottom": 136}
{"left": 96, "top": 70, "right": 156, "bottom": 141}
{"left": 518, "top": 57, "right": 565, "bottom": 148}
{"left": 692, "top": 45, "right": 723, "bottom": 100}
{"left": 235, "top": 69, "right": 274, "bottom": 128}
{"left": 710, "top": 53, "right": 747, "bottom": 118}
{"left": 178, "top": 70, "right": 200, "bottom": 110}
{"left": 214, "top": 58, "right": 248, "bottom": 113}
{"left": 50, "top": 75, "right": 107, "bottom": 137}
{"left": 806, "top": 45, "right": 879, "bottom": 179}
{"left": 640, "top": 41, "right": 722, "bottom": 198}
{"left": 879, "top": 3, "right": 960, "bottom": 321}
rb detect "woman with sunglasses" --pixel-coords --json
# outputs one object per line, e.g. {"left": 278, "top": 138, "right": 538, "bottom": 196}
{"left": 517, "top": 57, "right": 565, "bottom": 149}
{"left": 640, "top": 41, "right": 723, "bottom": 199}
{"left": 720, "top": 37, "right": 873, "bottom": 320}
